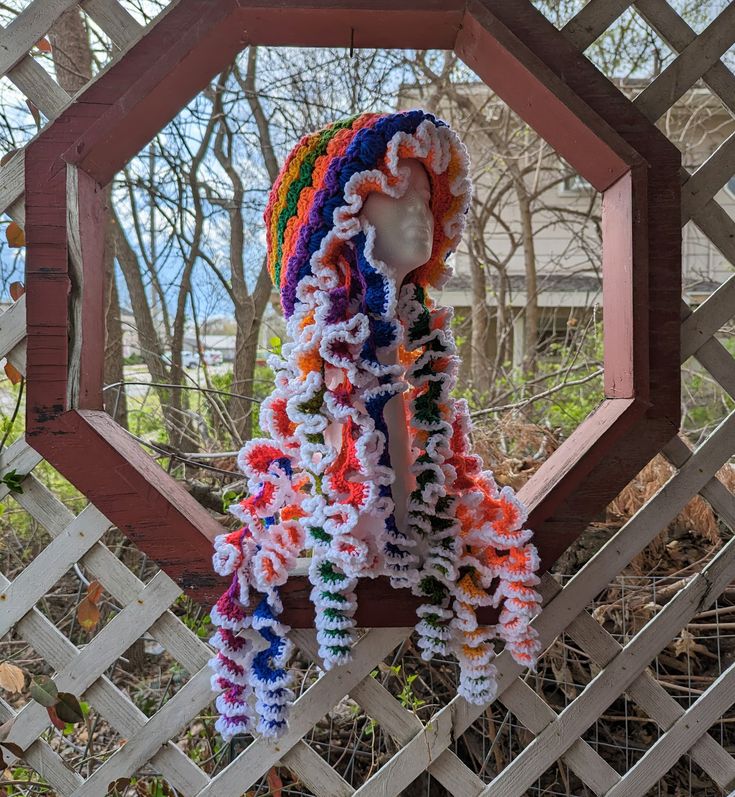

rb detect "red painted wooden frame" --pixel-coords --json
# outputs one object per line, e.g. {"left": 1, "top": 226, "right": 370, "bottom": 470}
{"left": 24, "top": 0, "right": 681, "bottom": 625}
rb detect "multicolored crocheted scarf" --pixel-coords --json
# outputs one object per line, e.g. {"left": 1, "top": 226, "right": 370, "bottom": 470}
{"left": 208, "top": 109, "right": 543, "bottom": 739}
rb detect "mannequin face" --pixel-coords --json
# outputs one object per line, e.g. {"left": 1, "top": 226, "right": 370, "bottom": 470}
{"left": 359, "top": 157, "right": 434, "bottom": 286}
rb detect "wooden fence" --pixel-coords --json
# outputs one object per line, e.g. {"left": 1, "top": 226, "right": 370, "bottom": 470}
{"left": 2, "top": 0, "right": 735, "bottom": 794}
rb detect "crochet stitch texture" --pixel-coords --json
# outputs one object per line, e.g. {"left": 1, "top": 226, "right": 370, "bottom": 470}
{"left": 208, "top": 109, "right": 543, "bottom": 739}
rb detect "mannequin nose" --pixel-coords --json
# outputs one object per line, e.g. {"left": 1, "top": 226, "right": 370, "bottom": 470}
{"left": 405, "top": 194, "right": 431, "bottom": 222}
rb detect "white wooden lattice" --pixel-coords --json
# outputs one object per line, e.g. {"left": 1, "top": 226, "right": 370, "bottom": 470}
{"left": 1, "top": 0, "right": 735, "bottom": 794}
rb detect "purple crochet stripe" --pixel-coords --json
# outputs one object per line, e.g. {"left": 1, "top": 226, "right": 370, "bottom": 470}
{"left": 281, "top": 110, "right": 431, "bottom": 316}
{"left": 281, "top": 152, "right": 352, "bottom": 317}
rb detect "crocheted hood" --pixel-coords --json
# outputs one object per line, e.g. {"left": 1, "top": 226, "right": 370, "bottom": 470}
{"left": 265, "top": 110, "right": 470, "bottom": 320}
{"left": 208, "top": 109, "right": 543, "bottom": 741}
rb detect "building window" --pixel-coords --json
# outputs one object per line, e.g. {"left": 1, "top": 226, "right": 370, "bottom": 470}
{"left": 560, "top": 173, "right": 594, "bottom": 193}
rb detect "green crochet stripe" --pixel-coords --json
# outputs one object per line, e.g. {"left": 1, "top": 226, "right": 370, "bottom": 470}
{"left": 435, "top": 495, "right": 453, "bottom": 514}
{"left": 318, "top": 561, "right": 347, "bottom": 585}
{"left": 429, "top": 516, "right": 455, "bottom": 532}
{"left": 418, "top": 575, "right": 447, "bottom": 604}
{"left": 409, "top": 487, "right": 434, "bottom": 511}
{"left": 416, "top": 466, "right": 438, "bottom": 490}
{"left": 319, "top": 626, "right": 350, "bottom": 638}
{"left": 465, "top": 675, "right": 493, "bottom": 686}
{"left": 426, "top": 335, "right": 447, "bottom": 353}
{"left": 320, "top": 590, "right": 348, "bottom": 604}
{"left": 309, "top": 526, "right": 331, "bottom": 543}
{"left": 323, "top": 607, "right": 349, "bottom": 621}
{"left": 326, "top": 645, "right": 351, "bottom": 656}
{"left": 407, "top": 286, "right": 431, "bottom": 341}
{"left": 421, "top": 612, "right": 442, "bottom": 628}
{"left": 273, "top": 114, "right": 360, "bottom": 286}
{"left": 409, "top": 508, "right": 431, "bottom": 525}
{"left": 408, "top": 310, "right": 431, "bottom": 341}
{"left": 413, "top": 381, "right": 443, "bottom": 426}
{"left": 412, "top": 358, "right": 439, "bottom": 379}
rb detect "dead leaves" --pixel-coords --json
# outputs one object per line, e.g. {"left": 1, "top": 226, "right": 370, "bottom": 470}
{"left": 108, "top": 778, "right": 131, "bottom": 796}
{"left": 0, "top": 716, "right": 24, "bottom": 769}
{"left": 9, "top": 282, "right": 24, "bottom": 302}
{"left": 610, "top": 454, "right": 733, "bottom": 559}
{"left": 4, "top": 282, "right": 25, "bottom": 385}
{"left": 3, "top": 363, "right": 22, "bottom": 385}
{"left": 5, "top": 222, "right": 24, "bottom": 248}
{"left": 672, "top": 628, "right": 714, "bottom": 661}
{"left": 0, "top": 662, "right": 25, "bottom": 694}
{"left": 266, "top": 768, "right": 284, "bottom": 797}
{"left": 0, "top": 149, "right": 19, "bottom": 167}
{"left": 76, "top": 580, "right": 104, "bottom": 632}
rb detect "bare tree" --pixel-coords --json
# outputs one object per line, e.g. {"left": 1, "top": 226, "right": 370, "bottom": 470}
{"left": 407, "top": 52, "right": 601, "bottom": 391}
{"left": 48, "top": 7, "right": 128, "bottom": 428}
{"left": 207, "top": 53, "right": 278, "bottom": 440}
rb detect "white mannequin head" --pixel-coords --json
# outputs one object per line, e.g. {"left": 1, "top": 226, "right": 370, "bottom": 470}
{"left": 359, "top": 157, "right": 434, "bottom": 288}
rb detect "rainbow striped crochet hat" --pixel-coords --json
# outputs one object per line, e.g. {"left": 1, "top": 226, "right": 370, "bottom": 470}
{"left": 208, "top": 109, "right": 543, "bottom": 740}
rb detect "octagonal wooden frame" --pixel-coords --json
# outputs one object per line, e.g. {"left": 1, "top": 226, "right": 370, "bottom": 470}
{"left": 24, "top": 0, "right": 681, "bottom": 625}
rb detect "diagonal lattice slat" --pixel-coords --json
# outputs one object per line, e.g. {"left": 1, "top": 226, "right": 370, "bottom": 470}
{"left": 1, "top": 0, "right": 735, "bottom": 795}
{"left": 605, "top": 660, "right": 735, "bottom": 797}
{"left": 634, "top": 3, "right": 735, "bottom": 121}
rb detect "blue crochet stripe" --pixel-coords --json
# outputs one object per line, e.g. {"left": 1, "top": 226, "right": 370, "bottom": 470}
{"left": 251, "top": 596, "right": 290, "bottom": 686}
{"left": 295, "top": 110, "right": 437, "bottom": 293}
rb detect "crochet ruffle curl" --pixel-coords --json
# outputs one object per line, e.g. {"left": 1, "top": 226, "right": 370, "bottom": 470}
{"left": 208, "top": 109, "right": 543, "bottom": 739}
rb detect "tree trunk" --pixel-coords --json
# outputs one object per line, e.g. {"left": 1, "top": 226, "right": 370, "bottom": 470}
{"left": 515, "top": 181, "right": 539, "bottom": 375}
{"left": 48, "top": 8, "right": 92, "bottom": 94}
{"left": 103, "top": 190, "right": 128, "bottom": 427}
{"left": 231, "top": 259, "right": 272, "bottom": 441}
{"left": 111, "top": 213, "right": 201, "bottom": 449}
{"left": 111, "top": 213, "right": 168, "bottom": 384}
{"left": 494, "top": 267, "right": 510, "bottom": 373}
{"left": 469, "top": 254, "right": 493, "bottom": 394}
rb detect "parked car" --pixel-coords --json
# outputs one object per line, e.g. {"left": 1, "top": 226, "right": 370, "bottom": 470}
{"left": 183, "top": 349, "right": 223, "bottom": 368}
{"left": 202, "top": 349, "right": 223, "bottom": 366}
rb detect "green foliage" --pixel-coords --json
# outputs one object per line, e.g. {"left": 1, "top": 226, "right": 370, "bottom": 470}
{"left": 127, "top": 396, "right": 169, "bottom": 443}
{"left": 386, "top": 663, "right": 426, "bottom": 714}
{"left": 221, "top": 488, "right": 244, "bottom": 514}
{"left": 1, "top": 468, "right": 23, "bottom": 494}
{"left": 123, "top": 352, "right": 144, "bottom": 365}
{"left": 398, "top": 672, "right": 426, "bottom": 712}
{"left": 174, "top": 594, "right": 213, "bottom": 641}
{"left": 209, "top": 369, "right": 233, "bottom": 394}
{"left": 268, "top": 335, "right": 282, "bottom": 357}
{"left": 450, "top": 309, "right": 470, "bottom": 351}
{"left": 459, "top": 317, "right": 734, "bottom": 447}
{"left": 681, "top": 349, "right": 735, "bottom": 438}
{"left": 5, "top": 766, "right": 51, "bottom": 795}
{"left": 460, "top": 321, "right": 605, "bottom": 442}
